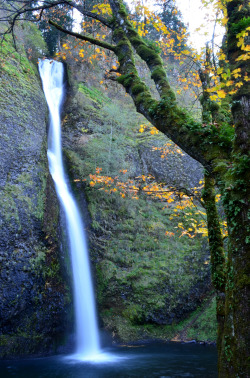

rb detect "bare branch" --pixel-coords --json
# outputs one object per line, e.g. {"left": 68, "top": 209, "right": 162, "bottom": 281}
{"left": 49, "top": 19, "right": 116, "bottom": 51}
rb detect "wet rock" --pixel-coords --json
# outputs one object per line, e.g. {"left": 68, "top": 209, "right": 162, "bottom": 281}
{"left": 0, "top": 42, "right": 72, "bottom": 358}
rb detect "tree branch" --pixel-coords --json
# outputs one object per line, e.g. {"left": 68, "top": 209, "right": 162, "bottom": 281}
{"left": 49, "top": 20, "right": 116, "bottom": 51}
{"left": 107, "top": 0, "right": 232, "bottom": 171}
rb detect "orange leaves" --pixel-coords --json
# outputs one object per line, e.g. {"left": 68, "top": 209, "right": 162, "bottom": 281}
{"left": 165, "top": 231, "right": 175, "bottom": 237}
{"left": 87, "top": 167, "right": 178, "bottom": 203}
{"left": 79, "top": 49, "right": 84, "bottom": 58}
{"left": 85, "top": 166, "right": 212, "bottom": 241}
{"left": 150, "top": 127, "right": 159, "bottom": 135}
{"left": 179, "top": 230, "right": 196, "bottom": 238}
{"left": 138, "top": 123, "right": 159, "bottom": 135}
{"left": 152, "top": 142, "right": 183, "bottom": 159}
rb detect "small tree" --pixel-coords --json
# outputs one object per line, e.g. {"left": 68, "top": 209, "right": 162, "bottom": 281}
{"left": 0, "top": 1, "right": 249, "bottom": 376}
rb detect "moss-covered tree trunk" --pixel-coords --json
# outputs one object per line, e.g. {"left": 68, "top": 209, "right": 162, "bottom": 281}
{"left": 217, "top": 2, "right": 250, "bottom": 376}
{"left": 203, "top": 173, "right": 226, "bottom": 369}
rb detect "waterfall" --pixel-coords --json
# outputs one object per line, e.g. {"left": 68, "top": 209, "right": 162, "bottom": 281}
{"left": 38, "top": 59, "right": 100, "bottom": 359}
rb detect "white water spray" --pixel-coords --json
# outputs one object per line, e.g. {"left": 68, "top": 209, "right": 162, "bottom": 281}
{"left": 39, "top": 59, "right": 101, "bottom": 360}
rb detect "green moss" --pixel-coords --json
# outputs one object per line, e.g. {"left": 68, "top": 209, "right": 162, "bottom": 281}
{"left": 186, "top": 297, "right": 217, "bottom": 341}
{"left": 119, "top": 3, "right": 129, "bottom": 17}
{"left": 151, "top": 67, "right": 167, "bottom": 82}
{"left": 117, "top": 74, "right": 134, "bottom": 88}
{"left": 230, "top": 17, "right": 250, "bottom": 35}
{"left": 78, "top": 83, "right": 111, "bottom": 104}
{"left": 101, "top": 296, "right": 217, "bottom": 343}
{"left": 136, "top": 44, "right": 163, "bottom": 66}
{"left": 131, "top": 83, "right": 145, "bottom": 95}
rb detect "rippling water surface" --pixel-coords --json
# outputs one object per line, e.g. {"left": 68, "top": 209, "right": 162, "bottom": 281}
{"left": 0, "top": 342, "right": 217, "bottom": 377}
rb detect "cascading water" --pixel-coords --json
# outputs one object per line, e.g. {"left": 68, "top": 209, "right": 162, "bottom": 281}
{"left": 38, "top": 59, "right": 100, "bottom": 360}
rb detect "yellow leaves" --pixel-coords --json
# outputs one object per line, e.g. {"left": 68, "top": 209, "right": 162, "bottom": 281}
{"left": 85, "top": 164, "right": 224, "bottom": 243}
{"left": 92, "top": 3, "right": 112, "bottom": 16}
{"left": 138, "top": 124, "right": 159, "bottom": 135}
{"left": 221, "top": 16, "right": 228, "bottom": 27}
{"left": 215, "top": 194, "right": 221, "bottom": 203}
{"left": 235, "top": 26, "right": 250, "bottom": 61}
{"left": 139, "top": 125, "right": 144, "bottom": 133}
{"left": 225, "top": 80, "right": 234, "bottom": 87}
{"left": 209, "top": 94, "right": 218, "bottom": 101}
{"left": 96, "top": 48, "right": 100, "bottom": 53}
{"left": 236, "top": 26, "right": 250, "bottom": 43}
{"left": 236, "top": 53, "right": 250, "bottom": 61}
{"left": 217, "top": 67, "right": 224, "bottom": 75}
{"left": 181, "top": 50, "right": 190, "bottom": 55}
{"left": 217, "top": 90, "right": 226, "bottom": 98}
{"left": 235, "top": 81, "right": 244, "bottom": 88}
{"left": 196, "top": 228, "right": 208, "bottom": 236}
{"left": 219, "top": 53, "right": 226, "bottom": 61}
{"left": 62, "top": 43, "right": 70, "bottom": 50}
{"left": 232, "top": 68, "right": 241, "bottom": 79}
{"left": 100, "top": 80, "right": 104, "bottom": 85}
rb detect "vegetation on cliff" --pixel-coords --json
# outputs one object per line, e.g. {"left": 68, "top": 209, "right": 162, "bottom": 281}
{"left": 0, "top": 21, "right": 72, "bottom": 357}
{"left": 60, "top": 70, "right": 215, "bottom": 343}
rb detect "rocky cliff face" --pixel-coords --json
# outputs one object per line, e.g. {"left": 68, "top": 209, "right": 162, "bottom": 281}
{"left": 0, "top": 35, "right": 72, "bottom": 357}
{"left": 61, "top": 71, "right": 215, "bottom": 343}
{"left": 0, "top": 39, "right": 215, "bottom": 356}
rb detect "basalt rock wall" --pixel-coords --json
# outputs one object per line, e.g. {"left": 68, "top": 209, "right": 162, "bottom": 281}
{"left": 0, "top": 31, "right": 72, "bottom": 357}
